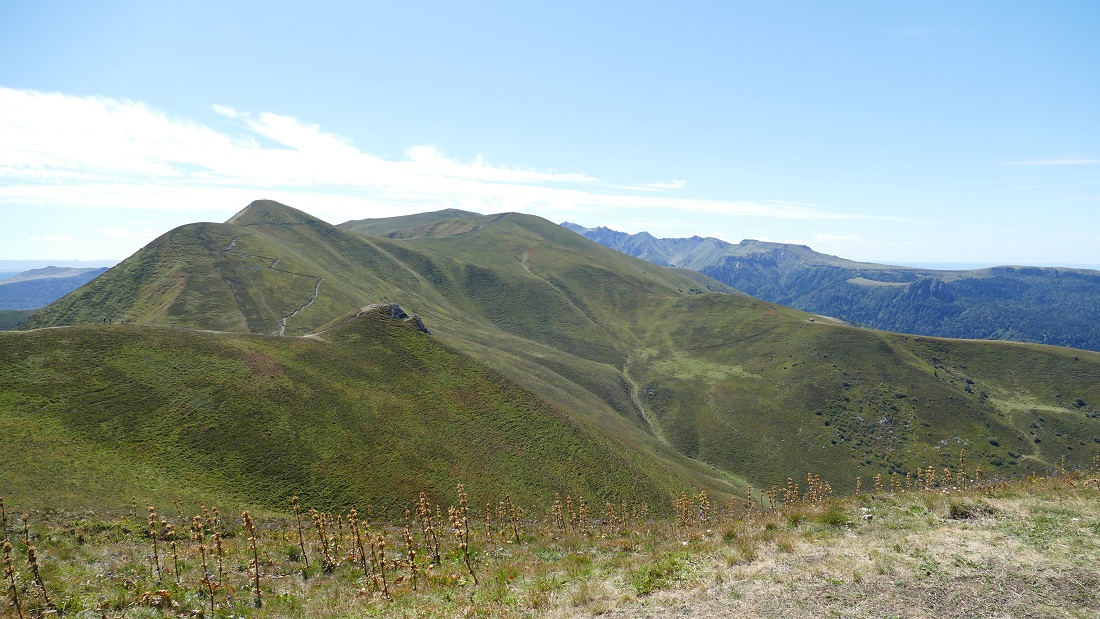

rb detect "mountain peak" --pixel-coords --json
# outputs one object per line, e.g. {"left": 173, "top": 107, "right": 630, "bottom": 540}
{"left": 226, "top": 199, "right": 323, "bottom": 227}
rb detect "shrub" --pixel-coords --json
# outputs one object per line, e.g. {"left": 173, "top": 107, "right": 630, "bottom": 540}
{"left": 632, "top": 552, "right": 689, "bottom": 596}
{"left": 947, "top": 500, "right": 995, "bottom": 520}
{"left": 816, "top": 506, "right": 850, "bottom": 528}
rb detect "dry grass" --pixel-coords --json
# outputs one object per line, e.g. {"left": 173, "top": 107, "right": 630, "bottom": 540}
{"left": 1, "top": 474, "right": 1098, "bottom": 618}
{"left": 566, "top": 478, "right": 1100, "bottom": 619}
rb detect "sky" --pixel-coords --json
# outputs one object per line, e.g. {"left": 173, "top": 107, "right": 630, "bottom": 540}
{"left": 1, "top": 1, "right": 1098, "bottom": 268}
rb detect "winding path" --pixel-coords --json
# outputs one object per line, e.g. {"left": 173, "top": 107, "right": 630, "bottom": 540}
{"left": 277, "top": 277, "right": 322, "bottom": 336}
{"left": 219, "top": 232, "right": 323, "bottom": 336}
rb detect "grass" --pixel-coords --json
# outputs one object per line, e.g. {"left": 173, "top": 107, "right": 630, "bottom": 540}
{"left": 15, "top": 200, "right": 1100, "bottom": 501}
{"left": 1, "top": 471, "right": 1097, "bottom": 618}
{"left": 0, "top": 308, "right": 682, "bottom": 513}
{"left": 632, "top": 551, "right": 691, "bottom": 595}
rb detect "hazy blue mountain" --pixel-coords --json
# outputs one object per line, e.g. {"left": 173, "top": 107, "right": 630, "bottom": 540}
{"left": 562, "top": 223, "right": 1100, "bottom": 352}
{"left": 0, "top": 259, "right": 117, "bottom": 271}
{"left": 0, "top": 266, "right": 109, "bottom": 311}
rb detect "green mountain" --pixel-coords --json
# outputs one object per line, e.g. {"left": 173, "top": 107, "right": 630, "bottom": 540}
{"left": 0, "top": 266, "right": 108, "bottom": 311}
{"left": 1, "top": 306, "right": 680, "bottom": 512}
{"left": 562, "top": 223, "right": 1100, "bottom": 352}
{"left": 9, "top": 201, "right": 1100, "bottom": 512}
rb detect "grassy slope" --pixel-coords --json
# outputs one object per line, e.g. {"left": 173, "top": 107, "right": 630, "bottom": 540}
{"left": 18, "top": 202, "right": 743, "bottom": 505}
{"left": 349, "top": 212, "right": 1100, "bottom": 487}
{"left": 354, "top": 214, "right": 754, "bottom": 495}
{"left": 0, "top": 307, "right": 679, "bottom": 513}
{"left": 338, "top": 207, "right": 481, "bottom": 237}
{"left": 17, "top": 201, "right": 1100, "bottom": 505}
{"left": 22, "top": 202, "right": 427, "bottom": 334}
{"left": 629, "top": 292, "right": 1100, "bottom": 485}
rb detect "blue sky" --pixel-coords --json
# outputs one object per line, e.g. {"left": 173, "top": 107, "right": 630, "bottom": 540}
{"left": 1, "top": 1, "right": 1098, "bottom": 267}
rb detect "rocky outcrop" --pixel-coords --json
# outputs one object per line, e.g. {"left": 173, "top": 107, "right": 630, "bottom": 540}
{"left": 358, "top": 303, "right": 431, "bottom": 334}
{"left": 902, "top": 277, "right": 957, "bottom": 302}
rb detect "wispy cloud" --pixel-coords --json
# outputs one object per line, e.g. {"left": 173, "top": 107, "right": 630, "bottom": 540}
{"left": 210, "top": 104, "right": 241, "bottom": 119}
{"left": 618, "top": 179, "right": 687, "bottom": 191}
{"left": 28, "top": 235, "right": 73, "bottom": 242}
{"left": 1005, "top": 158, "right": 1100, "bottom": 166}
{"left": 0, "top": 87, "right": 873, "bottom": 224}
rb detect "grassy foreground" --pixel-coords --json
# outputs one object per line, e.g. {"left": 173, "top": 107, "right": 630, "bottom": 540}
{"left": 3, "top": 466, "right": 1099, "bottom": 618}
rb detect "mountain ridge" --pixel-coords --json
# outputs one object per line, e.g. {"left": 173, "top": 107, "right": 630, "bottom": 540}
{"left": 561, "top": 222, "right": 1100, "bottom": 352}
{"left": 0, "top": 265, "right": 109, "bottom": 311}
{"left": 8, "top": 200, "right": 1100, "bottom": 511}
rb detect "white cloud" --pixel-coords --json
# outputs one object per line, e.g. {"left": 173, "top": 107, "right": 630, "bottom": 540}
{"left": 0, "top": 86, "right": 874, "bottom": 226}
{"left": 619, "top": 179, "right": 687, "bottom": 191}
{"left": 210, "top": 104, "right": 241, "bottom": 119}
{"left": 407, "top": 145, "right": 448, "bottom": 163}
{"left": 649, "top": 180, "right": 686, "bottom": 190}
{"left": 28, "top": 235, "right": 73, "bottom": 242}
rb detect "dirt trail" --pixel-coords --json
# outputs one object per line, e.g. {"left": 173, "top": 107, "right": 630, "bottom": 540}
{"left": 277, "top": 278, "right": 322, "bottom": 336}
{"left": 623, "top": 360, "right": 670, "bottom": 446}
{"left": 219, "top": 232, "right": 323, "bottom": 335}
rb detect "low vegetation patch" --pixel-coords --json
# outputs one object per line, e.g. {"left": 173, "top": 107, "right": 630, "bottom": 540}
{"left": 2, "top": 465, "right": 1099, "bottom": 618}
{"left": 632, "top": 551, "right": 690, "bottom": 596}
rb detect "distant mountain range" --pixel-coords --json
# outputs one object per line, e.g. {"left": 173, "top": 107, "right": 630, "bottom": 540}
{"left": 0, "top": 265, "right": 109, "bottom": 311}
{"left": 561, "top": 223, "right": 1100, "bottom": 353}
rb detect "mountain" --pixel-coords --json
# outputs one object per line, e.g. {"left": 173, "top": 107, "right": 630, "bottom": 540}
{"left": 0, "top": 259, "right": 117, "bottom": 273}
{"left": 561, "top": 223, "right": 1100, "bottom": 352}
{"left": 1, "top": 305, "right": 677, "bottom": 512}
{"left": 9, "top": 201, "right": 1100, "bottom": 511}
{"left": 13, "top": 200, "right": 740, "bottom": 508}
{"left": 0, "top": 265, "right": 109, "bottom": 311}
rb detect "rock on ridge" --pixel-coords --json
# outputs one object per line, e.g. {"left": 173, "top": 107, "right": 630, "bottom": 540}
{"left": 359, "top": 302, "right": 431, "bottom": 334}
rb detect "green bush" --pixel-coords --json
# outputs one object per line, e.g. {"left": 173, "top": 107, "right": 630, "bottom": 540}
{"left": 632, "top": 552, "right": 689, "bottom": 596}
{"left": 816, "top": 506, "right": 850, "bottom": 528}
